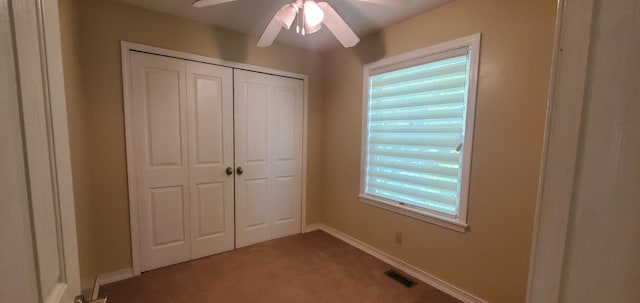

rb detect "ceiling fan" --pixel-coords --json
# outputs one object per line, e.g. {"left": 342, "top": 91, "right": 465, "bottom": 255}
{"left": 192, "top": 0, "right": 409, "bottom": 48}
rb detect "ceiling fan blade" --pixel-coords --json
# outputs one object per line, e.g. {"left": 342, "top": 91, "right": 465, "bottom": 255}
{"left": 257, "top": 14, "right": 283, "bottom": 47}
{"left": 317, "top": 2, "right": 360, "bottom": 48}
{"left": 275, "top": 4, "right": 297, "bottom": 30}
{"left": 192, "top": 0, "right": 238, "bottom": 8}
{"left": 352, "top": 0, "right": 411, "bottom": 5}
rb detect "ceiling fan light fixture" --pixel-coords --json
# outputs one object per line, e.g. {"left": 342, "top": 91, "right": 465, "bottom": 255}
{"left": 275, "top": 4, "right": 297, "bottom": 29}
{"left": 304, "top": 22, "right": 322, "bottom": 34}
{"left": 303, "top": 0, "right": 324, "bottom": 27}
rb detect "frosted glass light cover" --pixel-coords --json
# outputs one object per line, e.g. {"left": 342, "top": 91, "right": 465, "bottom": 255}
{"left": 304, "top": 1, "right": 324, "bottom": 26}
{"left": 305, "top": 22, "right": 322, "bottom": 34}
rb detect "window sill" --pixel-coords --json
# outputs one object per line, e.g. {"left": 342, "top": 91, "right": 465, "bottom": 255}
{"left": 358, "top": 194, "right": 469, "bottom": 233}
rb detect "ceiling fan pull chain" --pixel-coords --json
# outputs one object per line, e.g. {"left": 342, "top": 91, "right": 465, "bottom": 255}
{"left": 296, "top": 4, "right": 301, "bottom": 33}
{"left": 301, "top": 5, "right": 306, "bottom": 35}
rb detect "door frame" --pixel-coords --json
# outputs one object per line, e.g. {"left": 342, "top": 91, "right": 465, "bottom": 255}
{"left": 121, "top": 41, "right": 310, "bottom": 276}
{"left": 525, "top": 0, "right": 595, "bottom": 302}
{"left": 5, "top": 0, "right": 81, "bottom": 302}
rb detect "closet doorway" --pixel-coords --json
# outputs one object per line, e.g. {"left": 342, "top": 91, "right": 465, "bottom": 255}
{"left": 123, "top": 43, "right": 306, "bottom": 274}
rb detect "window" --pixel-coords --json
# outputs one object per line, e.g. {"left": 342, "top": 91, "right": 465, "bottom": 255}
{"left": 359, "top": 34, "right": 480, "bottom": 232}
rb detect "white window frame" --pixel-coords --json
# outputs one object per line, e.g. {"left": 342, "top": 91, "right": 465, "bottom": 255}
{"left": 359, "top": 33, "right": 481, "bottom": 232}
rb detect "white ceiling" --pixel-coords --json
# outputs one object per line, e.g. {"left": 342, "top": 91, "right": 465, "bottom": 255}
{"left": 114, "top": 0, "right": 453, "bottom": 51}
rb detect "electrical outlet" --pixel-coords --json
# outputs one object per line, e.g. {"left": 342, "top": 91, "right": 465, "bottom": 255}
{"left": 395, "top": 232, "right": 403, "bottom": 244}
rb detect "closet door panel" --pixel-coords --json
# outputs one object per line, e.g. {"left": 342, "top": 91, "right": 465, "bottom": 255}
{"left": 186, "top": 61, "right": 235, "bottom": 259}
{"left": 269, "top": 78, "right": 303, "bottom": 238}
{"left": 131, "top": 52, "right": 191, "bottom": 271}
{"left": 234, "top": 70, "right": 303, "bottom": 247}
{"left": 234, "top": 71, "right": 271, "bottom": 248}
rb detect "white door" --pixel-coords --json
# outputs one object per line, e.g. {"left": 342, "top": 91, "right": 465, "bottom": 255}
{"left": 131, "top": 53, "right": 192, "bottom": 271}
{"left": 1, "top": 0, "right": 81, "bottom": 302}
{"left": 186, "top": 61, "right": 235, "bottom": 259}
{"left": 130, "top": 53, "right": 236, "bottom": 271}
{"left": 234, "top": 70, "right": 304, "bottom": 248}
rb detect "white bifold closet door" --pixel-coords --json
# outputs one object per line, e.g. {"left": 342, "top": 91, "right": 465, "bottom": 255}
{"left": 185, "top": 61, "right": 235, "bottom": 259}
{"left": 131, "top": 52, "right": 234, "bottom": 271}
{"left": 234, "top": 70, "right": 304, "bottom": 248}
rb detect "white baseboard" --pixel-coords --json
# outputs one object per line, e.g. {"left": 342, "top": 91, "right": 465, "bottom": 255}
{"left": 305, "top": 223, "right": 487, "bottom": 303}
{"left": 91, "top": 268, "right": 134, "bottom": 300}
{"left": 303, "top": 223, "right": 323, "bottom": 233}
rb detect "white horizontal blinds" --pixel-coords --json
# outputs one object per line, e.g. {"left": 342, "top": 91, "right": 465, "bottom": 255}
{"left": 365, "top": 47, "right": 471, "bottom": 217}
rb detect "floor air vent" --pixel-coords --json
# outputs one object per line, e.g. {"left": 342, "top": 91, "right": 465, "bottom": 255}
{"left": 384, "top": 270, "right": 415, "bottom": 288}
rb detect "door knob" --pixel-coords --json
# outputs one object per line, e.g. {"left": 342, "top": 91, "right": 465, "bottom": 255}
{"left": 225, "top": 167, "right": 233, "bottom": 175}
{"left": 236, "top": 166, "right": 244, "bottom": 175}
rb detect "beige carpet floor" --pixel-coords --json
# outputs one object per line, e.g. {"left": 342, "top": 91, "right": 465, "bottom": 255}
{"left": 100, "top": 230, "right": 461, "bottom": 303}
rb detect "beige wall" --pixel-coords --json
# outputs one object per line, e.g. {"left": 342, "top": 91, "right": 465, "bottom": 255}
{"left": 59, "top": 0, "right": 98, "bottom": 291}
{"left": 60, "top": 0, "right": 556, "bottom": 300}
{"left": 320, "top": 0, "right": 556, "bottom": 302}
{"left": 58, "top": 0, "right": 324, "bottom": 286}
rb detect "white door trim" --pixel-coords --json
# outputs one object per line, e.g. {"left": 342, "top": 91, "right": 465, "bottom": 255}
{"left": 41, "top": 0, "right": 82, "bottom": 300}
{"left": 525, "top": 0, "right": 595, "bottom": 302}
{"left": 5, "top": 0, "right": 81, "bottom": 302}
{"left": 121, "top": 41, "right": 309, "bottom": 276}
